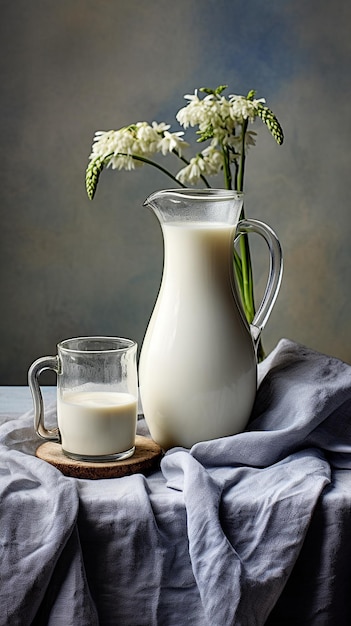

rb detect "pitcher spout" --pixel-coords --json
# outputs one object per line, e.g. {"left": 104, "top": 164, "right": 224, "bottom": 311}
{"left": 143, "top": 188, "right": 244, "bottom": 226}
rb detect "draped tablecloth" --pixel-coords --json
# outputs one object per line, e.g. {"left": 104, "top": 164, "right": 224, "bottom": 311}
{"left": 1, "top": 338, "right": 351, "bottom": 626}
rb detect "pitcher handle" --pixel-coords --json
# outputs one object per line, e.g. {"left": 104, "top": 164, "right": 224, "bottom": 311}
{"left": 235, "top": 219, "right": 283, "bottom": 342}
{"left": 28, "top": 356, "right": 60, "bottom": 441}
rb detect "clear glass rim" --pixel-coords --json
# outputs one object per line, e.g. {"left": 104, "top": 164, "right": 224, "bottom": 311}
{"left": 144, "top": 188, "right": 244, "bottom": 205}
{"left": 58, "top": 336, "right": 136, "bottom": 354}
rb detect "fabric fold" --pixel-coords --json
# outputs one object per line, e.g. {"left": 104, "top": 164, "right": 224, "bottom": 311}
{"left": 162, "top": 447, "right": 330, "bottom": 626}
{"left": 161, "top": 338, "right": 350, "bottom": 625}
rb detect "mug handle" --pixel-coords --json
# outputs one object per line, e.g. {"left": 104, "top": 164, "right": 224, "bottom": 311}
{"left": 235, "top": 219, "right": 283, "bottom": 342}
{"left": 28, "top": 356, "right": 60, "bottom": 442}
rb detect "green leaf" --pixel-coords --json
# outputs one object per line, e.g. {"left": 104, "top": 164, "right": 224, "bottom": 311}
{"left": 199, "top": 85, "right": 228, "bottom": 96}
{"left": 196, "top": 125, "right": 214, "bottom": 142}
{"left": 199, "top": 87, "right": 214, "bottom": 95}
{"left": 256, "top": 104, "right": 284, "bottom": 145}
{"left": 214, "top": 85, "right": 228, "bottom": 95}
{"left": 246, "top": 89, "right": 257, "bottom": 101}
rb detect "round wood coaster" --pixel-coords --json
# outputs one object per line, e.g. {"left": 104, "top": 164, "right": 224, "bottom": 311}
{"left": 35, "top": 435, "right": 163, "bottom": 479}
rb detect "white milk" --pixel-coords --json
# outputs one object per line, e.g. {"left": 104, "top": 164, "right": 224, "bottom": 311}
{"left": 57, "top": 390, "right": 137, "bottom": 457}
{"left": 139, "top": 221, "right": 257, "bottom": 450}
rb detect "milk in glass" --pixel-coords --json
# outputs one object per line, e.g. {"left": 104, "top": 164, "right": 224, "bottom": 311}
{"left": 58, "top": 390, "right": 137, "bottom": 456}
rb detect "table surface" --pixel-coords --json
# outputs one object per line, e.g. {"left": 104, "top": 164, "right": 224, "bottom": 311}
{"left": 0, "top": 386, "right": 56, "bottom": 416}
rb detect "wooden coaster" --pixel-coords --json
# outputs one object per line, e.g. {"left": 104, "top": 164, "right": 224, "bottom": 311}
{"left": 35, "top": 435, "right": 163, "bottom": 479}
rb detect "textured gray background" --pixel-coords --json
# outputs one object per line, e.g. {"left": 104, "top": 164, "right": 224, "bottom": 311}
{"left": 1, "top": 0, "right": 350, "bottom": 384}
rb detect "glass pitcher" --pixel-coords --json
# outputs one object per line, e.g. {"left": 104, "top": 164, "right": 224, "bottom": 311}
{"left": 139, "top": 189, "right": 283, "bottom": 450}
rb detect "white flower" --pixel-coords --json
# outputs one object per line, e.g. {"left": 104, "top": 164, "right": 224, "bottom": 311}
{"left": 91, "top": 128, "right": 136, "bottom": 162}
{"left": 110, "top": 154, "right": 136, "bottom": 170}
{"left": 134, "top": 122, "right": 159, "bottom": 153}
{"left": 158, "top": 130, "right": 188, "bottom": 156}
{"left": 228, "top": 95, "right": 265, "bottom": 123}
{"left": 201, "top": 145, "right": 224, "bottom": 172}
{"left": 89, "top": 121, "right": 189, "bottom": 171}
{"left": 175, "top": 147, "right": 223, "bottom": 185}
{"left": 91, "top": 130, "right": 121, "bottom": 157}
{"left": 176, "top": 90, "right": 202, "bottom": 128}
{"left": 176, "top": 90, "right": 219, "bottom": 129}
{"left": 176, "top": 91, "right": 239, "bottom": 150}
{"left": 113, "top": 129, "right": 135, "bottom": 155}
{"left": 151, "top": 121, "right": 171, "bottom": 133}
{"left": 86, "top": 86, "right": 282, "bottom": 199}
{"left": 175, "top": 158, "right": 202, "bottom": 185}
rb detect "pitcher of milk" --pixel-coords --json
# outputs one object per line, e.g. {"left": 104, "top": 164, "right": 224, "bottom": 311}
{"left": 139, "top": 189, "right": 283, "bottom": 450}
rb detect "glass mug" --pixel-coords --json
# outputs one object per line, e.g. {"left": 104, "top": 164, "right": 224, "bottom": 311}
{"left": 28, "top": 336, "right": 138, "bottom": 462}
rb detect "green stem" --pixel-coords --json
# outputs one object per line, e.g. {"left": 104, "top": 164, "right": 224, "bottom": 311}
{"left": 237, "top": 121, "right": 248, "bottom": 195}
{"left": 233, "top": 158, "right": 239, "bottom": 193}
{"left": 236, "top": 120, "right": 255, "bottom": 322}
{"left": 222, "top": 146, "right": 232, "bottom": 190}
{"left": 239, "top": 235, "right": 255, "bottom": 322}
{"left": 234, "top": 120, "right": 265, "bottom": 359}
{"left": 117, "top": 153, "right": 187, "bottom": 187}
{"left": 233, "top": 249, "right": 243, "bottom": 289}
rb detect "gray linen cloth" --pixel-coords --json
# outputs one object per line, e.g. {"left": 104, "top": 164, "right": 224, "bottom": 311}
{"left": 0, "top": 338, "right": 350, "bottom": 626}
